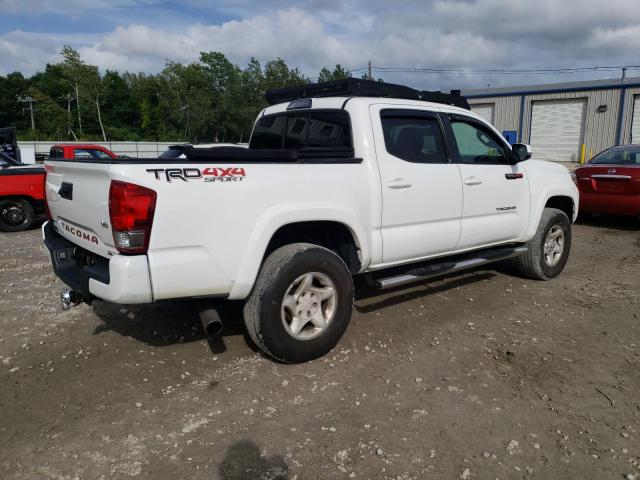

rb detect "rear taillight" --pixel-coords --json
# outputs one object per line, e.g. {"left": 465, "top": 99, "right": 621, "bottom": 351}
{"left": 109, "top": 180, "right": 156, "bottom": 254}
{"left": 43, "top": 172, "right": 51, "bottom": 220}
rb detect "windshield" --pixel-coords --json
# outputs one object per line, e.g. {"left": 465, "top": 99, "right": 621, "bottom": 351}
{"left": 590, "top": 146, "right": 640, "bottom": 165}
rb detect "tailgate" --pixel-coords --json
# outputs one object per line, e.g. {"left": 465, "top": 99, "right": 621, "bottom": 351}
{"left": 45, "top": 161, "right": 115, "bottom": 257}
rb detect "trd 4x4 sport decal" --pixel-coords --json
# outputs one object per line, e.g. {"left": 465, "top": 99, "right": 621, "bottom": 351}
{"left": 146, "top": 167, "right": 246, "bottom": 183}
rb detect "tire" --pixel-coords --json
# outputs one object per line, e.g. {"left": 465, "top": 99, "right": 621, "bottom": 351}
{"left": 516, "top": 207, "right": 571, "bottom": 280}
{"left": 244, "top": 243, "right": 354, "bottom": 363}
{"left": 0, "top": 199, "right": 35, "bottom": 232}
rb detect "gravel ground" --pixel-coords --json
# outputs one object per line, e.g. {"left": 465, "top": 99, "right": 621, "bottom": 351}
{"left": 1, "top": 217, "right": 639, "bottom": 480}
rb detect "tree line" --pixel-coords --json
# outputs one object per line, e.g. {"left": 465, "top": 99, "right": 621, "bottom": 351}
{"left": 0, "top": 47, "right": 354, "bottom": 143}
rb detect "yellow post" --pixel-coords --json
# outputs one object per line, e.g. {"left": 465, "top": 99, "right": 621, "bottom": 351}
{"left": 580, "top": 144, "right": 586, "bottom": 164}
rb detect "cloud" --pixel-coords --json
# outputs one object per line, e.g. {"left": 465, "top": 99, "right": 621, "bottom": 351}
{"left": 0, "top": 0, "right": 151, "bottom": 14}
{"left": 77, "top": 9, "right": 361, "bottom": 74}
{"left": 0, "top": 1, "right": 638, "bottom": 89}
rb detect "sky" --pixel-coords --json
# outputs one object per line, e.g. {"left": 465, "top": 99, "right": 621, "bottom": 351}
{"left": 0, "top": 0, "right": 639, "bottom": 90}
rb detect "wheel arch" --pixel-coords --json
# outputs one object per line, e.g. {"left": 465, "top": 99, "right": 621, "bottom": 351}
{"left": 524, "top": 185, "right": 578, "bottom": 241}
{"left": 264, "top": 220, "right": 362, "bottom": 274}
{"left": 228, "top": 211, "right": 368, "bottom": 300}
{"left": 544, "top": 195, "right": 575, "bottom": 222}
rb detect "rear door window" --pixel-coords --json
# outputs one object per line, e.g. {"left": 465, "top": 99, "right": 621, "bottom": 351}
{"left": 381, "top": 113, "right": 448, "bottom": 164}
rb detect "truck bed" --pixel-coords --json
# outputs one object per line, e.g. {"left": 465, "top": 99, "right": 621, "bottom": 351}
{"left": 44, "top": 148, "right": 372, "bottom": 302}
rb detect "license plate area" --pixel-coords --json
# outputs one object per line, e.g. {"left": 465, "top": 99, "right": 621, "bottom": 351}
{"left": 594, "top": 180, "right": 626, "bottom": 193}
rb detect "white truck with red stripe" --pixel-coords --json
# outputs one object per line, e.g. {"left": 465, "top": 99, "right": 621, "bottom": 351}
{"left": 43, "top": 79, "right": 578, "bottom": 363}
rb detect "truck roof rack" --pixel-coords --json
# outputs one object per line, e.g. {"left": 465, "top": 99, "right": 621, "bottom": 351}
{"left": 265, "top": 78, "right": 470, "bottom": 110}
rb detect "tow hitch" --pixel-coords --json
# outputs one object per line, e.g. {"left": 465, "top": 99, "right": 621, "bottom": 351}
{"left": 60, "top": 289, "right": 83, "bottom": 310}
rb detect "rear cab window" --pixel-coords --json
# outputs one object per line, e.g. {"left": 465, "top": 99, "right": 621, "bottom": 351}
{"left": 250, "top": 110, "right": 352, "bottom": 155}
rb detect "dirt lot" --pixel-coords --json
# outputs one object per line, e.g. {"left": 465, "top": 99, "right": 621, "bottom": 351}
{"left": 1, "top": 218, "right": 639, "bottom": 480}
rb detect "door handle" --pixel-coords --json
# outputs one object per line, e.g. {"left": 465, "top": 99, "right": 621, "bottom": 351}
{"left": 463, "top": 176, "right": 483, "bottom": 186}
{"left": 505, "top": 173, "right": 524, "bottom": 180}
{"left": 387, "top": 178, "right": 412, "bottom": 189}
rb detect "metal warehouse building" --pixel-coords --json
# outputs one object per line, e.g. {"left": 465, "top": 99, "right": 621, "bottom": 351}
{"left": 463, "top": 77, "right": 640, "bottom": 163}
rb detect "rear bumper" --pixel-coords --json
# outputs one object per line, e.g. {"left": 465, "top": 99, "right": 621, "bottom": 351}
{"left": 579, "top": 192, "right": 640, "bottom": 216}
{"left": 42, "top": 221, "right": 153, "bottom": 304}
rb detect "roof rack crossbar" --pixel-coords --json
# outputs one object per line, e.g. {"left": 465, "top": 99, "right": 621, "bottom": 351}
{"left": 265, "top": 78, "right": 470, "bottom": 110}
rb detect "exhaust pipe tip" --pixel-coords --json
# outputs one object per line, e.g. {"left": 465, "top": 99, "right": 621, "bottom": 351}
{"left": 204, "top": 319, "right": 223, "bottom": 336}
{"left": 198, "top": 305, "right": 223, "bottom": 336}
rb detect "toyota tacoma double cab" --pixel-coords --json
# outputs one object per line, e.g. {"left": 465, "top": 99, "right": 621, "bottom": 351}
{"left": 42, "top": 78, "right": 578, "bottom": 363}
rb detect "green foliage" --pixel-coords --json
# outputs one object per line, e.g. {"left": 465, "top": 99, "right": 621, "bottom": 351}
{"left": 1, "top": 48, "right": 361, "bottom": 143}
{"left": 318, "top": 64, "right": 350, "bottom": 82}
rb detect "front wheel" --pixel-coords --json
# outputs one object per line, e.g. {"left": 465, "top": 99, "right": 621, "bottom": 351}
{"left": 244, "top": 243, "right": 354, "bottom": 363}
{"left": 516, "top": 207, "right": 572, "bottom": 280}
{"left": 0, "top": 199, "right": 35, "bottom": 232}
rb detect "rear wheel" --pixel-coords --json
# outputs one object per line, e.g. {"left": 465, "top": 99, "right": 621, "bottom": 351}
{"left": 244, "top": 243, "right": 354, "bottom": 363}
{"left": 0, "top": 199, "right": 35, "bottom": 232}
{"left": 516, "top": 208, "right": 571, "bottom": 280}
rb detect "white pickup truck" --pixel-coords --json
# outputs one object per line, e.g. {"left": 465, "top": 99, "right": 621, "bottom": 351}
{"left": 43, "top": 79, "right": 578, "bottom": 363}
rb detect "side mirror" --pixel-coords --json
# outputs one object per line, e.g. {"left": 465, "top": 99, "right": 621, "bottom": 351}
{"left": 512, "top": 143, "right": 532, "bottom": 163}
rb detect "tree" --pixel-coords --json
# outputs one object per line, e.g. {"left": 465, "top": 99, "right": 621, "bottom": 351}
{"left": 199, "top": 51, "right": 241, "bottom": 141}
{"left": 101, "top": 70, "right": 137, "bottom": 140}
{"left": 7, "top": 48, "right": 357, "bottom": 143}
{"left": 59, "top": 46, "right": 107, "bottom": 140}
{"left": 0, "top": 72, "right": 30, "bottom": 131}
{"left": 318, "top": 65, "right": 350, "bottom": 82}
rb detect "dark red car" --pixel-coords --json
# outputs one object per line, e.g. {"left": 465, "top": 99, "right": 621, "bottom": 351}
{"left": 575, "top": 145, "right": 640, "bottom": 219}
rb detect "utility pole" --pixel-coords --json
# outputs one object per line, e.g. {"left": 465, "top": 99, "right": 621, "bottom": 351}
{"left": 368, "top": 61, "right": 373, "bottom": 80}
{"left": 17, "top": 95, "right": 36, "bottom": 130}
{"left": 622, "top": 67, "right": 627, "bottom": 81}
{"left": 74, "top": 82, "right": 82, "bottom": 135}
{"left": 60, "top": 94, "right": 74, "bottom": 137}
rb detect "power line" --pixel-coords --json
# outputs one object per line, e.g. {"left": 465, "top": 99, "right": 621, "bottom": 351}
{"left": 360, "top": 64, "right": 640, "bottom": 76}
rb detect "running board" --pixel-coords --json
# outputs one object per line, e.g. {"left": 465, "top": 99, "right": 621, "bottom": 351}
{"left": 374, "top": 245, "right": 528, "bottom": 290}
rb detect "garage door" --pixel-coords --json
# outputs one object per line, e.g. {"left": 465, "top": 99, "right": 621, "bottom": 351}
{"left": 471, "top": 103, "right": 495, "bottom": 124}
{"left": 631, "top": 95, "right": 640, "bottom": 143}
{"left": 529, "top": 99, "right": 586, "bottom": 162}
